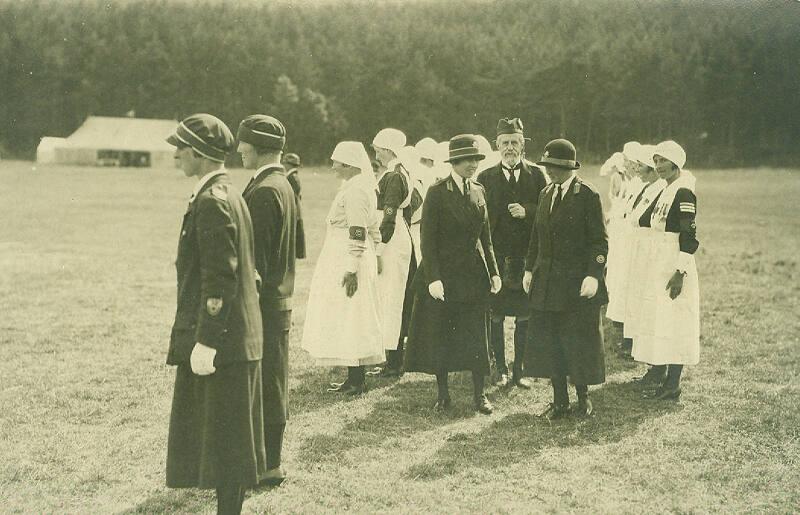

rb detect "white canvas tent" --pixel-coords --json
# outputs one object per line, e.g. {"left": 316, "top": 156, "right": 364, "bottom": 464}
{"left": 54, "top": 116, "right": 177, "bottom": 168}
{"left": 36, "top": 137, "right": 67, "bottom": 164}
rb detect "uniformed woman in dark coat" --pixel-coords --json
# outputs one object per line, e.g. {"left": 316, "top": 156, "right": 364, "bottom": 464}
{"left": 282, "top": 152, "right": 307, "bottom": 259}
{"left": 522, "top": 139, "right": 608, "bottom": 420}
{"left": 405, "top": 134, "right": 502, "bottom": 414}
{"left": 165, "top": 114, "right": 266, "bottom": 515}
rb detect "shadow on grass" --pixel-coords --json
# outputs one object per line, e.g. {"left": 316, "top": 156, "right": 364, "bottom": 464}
{"left": 121, "top": 488, "right": 213, "bottom": 514}
{"left": 298, "top": 372, "right": 491, "bottom": 463}
{"left": 404, "top": 380, "right": 683, "bottom": 481}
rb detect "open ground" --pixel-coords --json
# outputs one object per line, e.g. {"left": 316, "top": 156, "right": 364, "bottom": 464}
{"left": 0, "top": 161, "right": 798, "bottom": 513}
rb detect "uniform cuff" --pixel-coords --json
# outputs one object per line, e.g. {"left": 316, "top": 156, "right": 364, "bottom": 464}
{"left": 345, "top": 256, "right": 360, "bottom": 274}
{"left": 375, "top": 243, "right": 386, "bottom": 256}
{"left": 677, "top": 251, "right": 694, "bottom": 273}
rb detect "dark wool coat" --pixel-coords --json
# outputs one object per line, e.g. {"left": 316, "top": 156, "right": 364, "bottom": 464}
{"left": 166, "top": 173, "right": 266, "bottom": 489}
{"left": 523, "top": 176, "right": 608, "bottom": 384}
{"left": 404, "top": 175, "right": 499, "bottom": 375}
{"left": 476, "top": 160, "right": 547, "bottom": 316}
{"left": 243, "top": 164, "right": 297, "bottom": 425}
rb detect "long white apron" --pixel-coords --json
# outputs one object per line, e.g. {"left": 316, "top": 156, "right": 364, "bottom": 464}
{"left": 605, "top": 176, "right": 642, "bottom": 317}
{"left": 301, "top": 224, "right": 384, "bottom": 367}
{"left": 631, "top": 181, "right": 700, "bottom": 366}
{"left": 377, "top": 169, "right": 414, "bottom": 351}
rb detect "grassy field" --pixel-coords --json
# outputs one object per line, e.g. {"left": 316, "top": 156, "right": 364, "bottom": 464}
{"left": 0, "top": 160, "right": 798, "bottom": 514}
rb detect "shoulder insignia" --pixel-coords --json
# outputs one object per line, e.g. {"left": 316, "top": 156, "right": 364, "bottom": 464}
{"left": 206, "top": 297, "right": 223, "bottom": 316}
{"left": 575, "top": 178, "right": 598, "bottom": 195}
{"left": 679, "top": 202, "right": 696, "bottom": 214}
{"left": 211, "top": 184, "right": 228, "bottom": 201}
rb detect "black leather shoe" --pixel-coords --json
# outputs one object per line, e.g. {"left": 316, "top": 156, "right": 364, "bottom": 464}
{"left": 647, "top": 385, "right": 681, "bottom": 401}
{"left": 511, "top": 375, "right": 532, "bottom": 390}
{"left": 366, "top": 366, "right": 402, "bottom": 378}
{"left": 540, "top": 403, "right": 570, "bottom": 420}
{"left": 575, "top": 398, "right": 593, "bottom": 418}
{"left": 434, "top": 397, "right": 452, "bottom": 411}
{"left": 474, "top": 395, "right": 493, "bottom": 415}
{"left": 494, "top": 373, "right": 510, "bottom": 387}
{"left": 341, "top": 383, "right": 368, "bottom": 396}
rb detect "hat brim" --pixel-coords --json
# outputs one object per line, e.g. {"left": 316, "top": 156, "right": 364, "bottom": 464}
{"left": 445, "top": 152, "right": 486, "bottom": 163}
{"left": 537, "top": 157, "right": 581, "bottom": 170}
{"left": 165, "top": 134, "right": 180, "bottom": 147}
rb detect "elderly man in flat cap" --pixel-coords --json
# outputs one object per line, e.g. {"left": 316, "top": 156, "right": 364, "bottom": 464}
{"left": 522, "top": 139, "right": 608, "bottom": 420}
{"left": 165, "top": 113, "right": 266, "bottom": 514}
{"left": 476, "top": 117, "right": 548, "bottom": 389}
{"left": 236, "top": 115, "right": 298, "bottom": 487}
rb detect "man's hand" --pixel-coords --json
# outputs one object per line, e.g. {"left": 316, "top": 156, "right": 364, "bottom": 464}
{"left": 428, "top": 280, "right": 445, "bottom": 301}
{"left": 579, "top": 276, "right": 599, "bottom": 298}
{"left": 377, "top": 256, "right": 383, "bottom": 275}
{"left": 190, "top": 343, "right": 217, "bottom": 376}
{"left": 666, "top": 271, "right": 685, "bottom": 300}
{"left": 523, "top": 270, "right": 533, "bottom": 294}
{"left": 342, "top": 272, "right": 358, "bottom": 297}
{"left": 490, "top": 275, "right": 502, "bottom": 294}
{"left": 508, "top": 203, "right": 526, "bottom": 219}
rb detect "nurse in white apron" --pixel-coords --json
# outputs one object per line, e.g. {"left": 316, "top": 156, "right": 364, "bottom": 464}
{"left": 301, "top": 141, "right": 384, "bottom": 395}
{"left": 631, "top": 141, "right": 700, "bottom": 401}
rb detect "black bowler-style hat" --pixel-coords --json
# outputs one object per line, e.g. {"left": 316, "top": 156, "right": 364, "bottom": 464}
{"left": 537, "top": 138, "right": 581, "bottom": 170}
{"left": 445, "top": 134, "right": 486, "bottom": 163}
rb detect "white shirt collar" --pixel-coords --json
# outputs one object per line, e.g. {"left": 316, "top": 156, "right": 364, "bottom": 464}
{"left": 553, "top": 173, "right": 576, "bottom": 198}
{"left": 451, "top": 169, "right": 470, "bottom": 194}
{"left": 191, "top": 167, "right": 226, "bottom": 200}
{"left": 252, "top": 162, "right": 283, "bottom": 181}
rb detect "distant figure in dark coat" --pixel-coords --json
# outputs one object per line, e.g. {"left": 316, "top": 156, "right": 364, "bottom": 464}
{"left": 237, "top": 115, "right": 297, "bottom": 487}
{"left": 282, "top": 152, "right": 306, "bottom": 259}
{"left": 165, "top": 114, "right": 266, "bottom": 515}
{"left": 476, "top": 117, "right": 548, "bottom": 388}
{"left": 523, "top": 138, "right": 608, "bottom": 420}
{"left": 405, "top": 134, "right": 502, "bottom": 415}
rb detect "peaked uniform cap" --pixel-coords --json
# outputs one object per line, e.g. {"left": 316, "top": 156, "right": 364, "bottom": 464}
{"left": 537, "top": 138, "right": 581, "bottom": 170}
{"left": 445, "top": 134, "right": 486, "bottom": 163}
{"left": 166, "top": 113, "right": 234, "bottom": 163}
{"left": 237, "top": 114, "right": 286, "bottom": 151}
{"left": 653, "top": 140, "right": 686, "bottom": 170}
{"left": 372, "top": 128, "right": 406, "bottom": 154}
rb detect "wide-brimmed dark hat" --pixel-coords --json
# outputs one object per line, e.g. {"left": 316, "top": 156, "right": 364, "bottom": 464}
{"left": 445, "top": 134, "right": 486, "bottom": 163}
{"left": 537, "top": 138, "right": 581, "bottom": 170}
{"left": 166, "top": 113, "right": 234, "bottom": 163}
{"left": 496, "top": 117, "right": 530, "bottom": 140}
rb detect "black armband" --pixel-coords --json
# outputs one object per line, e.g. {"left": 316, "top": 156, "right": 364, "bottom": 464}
{"left": 349, "top": 226, "right": 366, "bottom": 241}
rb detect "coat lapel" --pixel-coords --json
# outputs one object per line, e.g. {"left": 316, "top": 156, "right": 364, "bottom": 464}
{"left": 444, "top": 176, "right": 479, "bottom": 231}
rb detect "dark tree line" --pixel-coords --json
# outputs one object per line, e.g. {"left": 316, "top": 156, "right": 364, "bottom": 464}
{"left": 1, "top": 0, "right": 799, "bottom": 166}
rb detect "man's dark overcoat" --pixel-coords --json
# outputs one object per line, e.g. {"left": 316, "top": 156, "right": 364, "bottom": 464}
{"left": 243, "top": 164, "right": 297, "bottom": 426}
{"left": 476, "top": 160, "right": 547, "bottom": 316}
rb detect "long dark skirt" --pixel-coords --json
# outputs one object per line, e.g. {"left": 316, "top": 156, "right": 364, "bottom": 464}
{"left": 404, "top": 292, "right": 491, "bottom": 375}
{"left": 166, "top": 361, "right": 267, "bottom": 489}
{"left": 262, "top": 309, "right": 291, "bottom": 425}
{"left": 524, "top": 306, "right": 606, "bottom": 385}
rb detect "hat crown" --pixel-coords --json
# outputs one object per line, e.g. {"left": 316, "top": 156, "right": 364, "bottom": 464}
{"left": 445, "top": 134, "right": 486, "bottom": 163}
{"left": 331, "top": 141, "right": 371, "bottom": 171}
{"left": 414, "top": 137, "right": 438, "bottom": 160}
{"left": 543, "top": 139, "right": 577, "bottom": 161}
{"left": 373, "top": 128, "right": 407, "bottom": 154}
{"left": 240, "top": 114, "right": 286, "bottom": 137}
{"left": 283, "top": 152, "right": 300, "bottom": 166}
{"left": 237, "top": 114, "right": 286, "bottom": 151}
{"left": 496, "top": 117, "right": 524, "bottom": 136}
{"left": 622, "top": 141, "right": 642, "bottom": 160}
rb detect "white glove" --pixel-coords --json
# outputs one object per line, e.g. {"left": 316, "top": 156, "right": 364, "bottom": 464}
{"left": 190, "top": 342, "right": 217, "bottom": 376}
{"left": 428, "top": 280, "right": 445, "bottom": 301}
{"left": 490, "top": 275, "right": 502, "bottom": 294}
{"left": 579, "top": 276, "right": 599, "bottom": 299}
{"left": 523, "top": 271, "right": 533, "bottom": 294}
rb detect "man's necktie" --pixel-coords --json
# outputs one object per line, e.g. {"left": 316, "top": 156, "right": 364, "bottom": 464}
{"left": 551, "top": 183, "right": 562, "bottom": 213}
{"left": 463, "top": 177, "right": 470, "bottom": 197}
